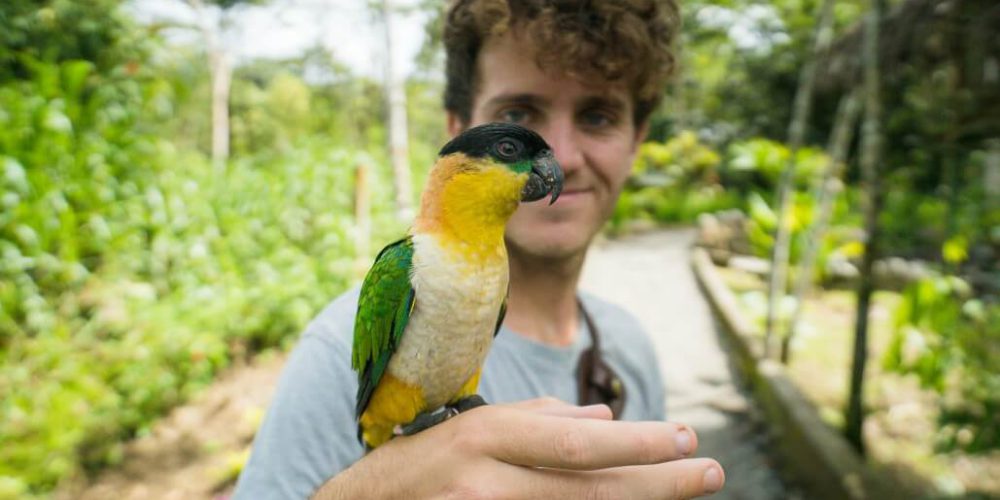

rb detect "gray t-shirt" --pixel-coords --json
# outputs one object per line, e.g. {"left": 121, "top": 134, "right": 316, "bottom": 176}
{"left": 233, "top": 287, "right": 666, "bottom": 499}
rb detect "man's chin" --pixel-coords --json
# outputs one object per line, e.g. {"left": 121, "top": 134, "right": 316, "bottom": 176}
{"left": 505, "top": 225, "right": 595, "bottom": 263}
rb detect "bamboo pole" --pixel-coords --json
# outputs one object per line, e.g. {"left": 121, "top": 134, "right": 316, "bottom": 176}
{"left": 782, "top": 90, "right": 862, "bottom": 363}
{"left": 764, "top": 0, "right": 837, "bottom": 358}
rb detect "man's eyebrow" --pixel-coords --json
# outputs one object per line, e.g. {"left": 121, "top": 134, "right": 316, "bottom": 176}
{"left": 577, "top": 95, "right": 628, "bottom": 111}
{"left": 485, "top": 93, "right": 547, "bottom": 107}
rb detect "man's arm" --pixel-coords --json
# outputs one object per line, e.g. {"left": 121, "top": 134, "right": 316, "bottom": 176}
{"left": 313, "top": 399, "right": 724, "bottom": 499}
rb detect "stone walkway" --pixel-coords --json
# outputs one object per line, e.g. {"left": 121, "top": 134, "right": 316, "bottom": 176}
{"left": 581, "top": 229, "right": 792, "bottom": 499}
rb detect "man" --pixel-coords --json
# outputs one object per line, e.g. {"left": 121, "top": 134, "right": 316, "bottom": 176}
{"left": 234, "top": 0, "right": 726, "bottom": 498}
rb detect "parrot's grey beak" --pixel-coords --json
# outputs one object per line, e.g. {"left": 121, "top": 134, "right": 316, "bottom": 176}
{"left": 521, "top": 150, "right": 564, "bottom": 204}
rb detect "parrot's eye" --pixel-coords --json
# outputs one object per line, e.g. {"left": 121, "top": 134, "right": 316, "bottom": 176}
{"left": 494, "top": 139, "right": 520, "bottom": 161}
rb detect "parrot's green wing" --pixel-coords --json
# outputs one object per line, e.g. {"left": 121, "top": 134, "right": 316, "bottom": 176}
{"left": 352, "top": 237, "right": 416, "bottom": 419}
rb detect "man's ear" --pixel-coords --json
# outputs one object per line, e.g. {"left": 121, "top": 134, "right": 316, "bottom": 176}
{"left": 446, "top": 112, "right": 465, "bottom": 138}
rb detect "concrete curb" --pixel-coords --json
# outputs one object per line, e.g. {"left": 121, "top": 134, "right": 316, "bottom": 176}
{"left": 691, "top": 248, "right": 899, "bottom": 500}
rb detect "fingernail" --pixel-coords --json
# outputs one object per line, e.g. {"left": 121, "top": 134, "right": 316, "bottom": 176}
{"left": 703, "top": 466, "right": 723, "bottom": 494}
{"left": 674, "top": 429, "right": 692, "bottom": 456}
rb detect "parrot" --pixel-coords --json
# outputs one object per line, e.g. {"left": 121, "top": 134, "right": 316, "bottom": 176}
{"left": 351, "top": 122, "right": 563, "bottom": 449}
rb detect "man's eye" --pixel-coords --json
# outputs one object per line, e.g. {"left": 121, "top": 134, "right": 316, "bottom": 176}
{"left": 580, "top": 110, "right": 614, "bottom": 128}
{"left": 499, "top": 108, "right": 530, "bottom": 124}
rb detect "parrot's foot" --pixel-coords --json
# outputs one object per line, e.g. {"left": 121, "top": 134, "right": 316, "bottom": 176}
{"left": 450, "top": 394, "right": 488, "bottom": 413}
{"left": 393, "top": 395, "right": 490, "bottom": 438}
{"left": 395, "top": 407, "right": 459, "bottom": 437}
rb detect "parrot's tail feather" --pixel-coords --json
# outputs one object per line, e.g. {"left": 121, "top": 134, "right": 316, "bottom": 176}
{"left": 359, "top": 423, "right": 395, "bottom": 450}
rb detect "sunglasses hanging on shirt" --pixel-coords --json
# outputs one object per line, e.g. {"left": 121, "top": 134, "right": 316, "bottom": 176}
{"left": 575, "top": 298, "right": 627, "bottom": 418}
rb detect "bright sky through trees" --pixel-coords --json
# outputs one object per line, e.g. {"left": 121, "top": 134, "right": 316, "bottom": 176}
{"left": 128, "top": 0, "right": 432, "bottom": 78}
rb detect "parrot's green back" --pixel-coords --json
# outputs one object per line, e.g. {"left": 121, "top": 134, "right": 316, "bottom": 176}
{"left": 352, "top": 237, "right": 416, "bottom": 419}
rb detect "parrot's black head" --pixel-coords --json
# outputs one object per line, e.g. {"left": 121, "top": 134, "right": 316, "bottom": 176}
{"left": 438, "top": 123, "right": 564, "bottom": 204}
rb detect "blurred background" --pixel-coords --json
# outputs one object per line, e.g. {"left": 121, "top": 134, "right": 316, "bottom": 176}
{"left": 1, "top": 0, "right": 998, "bottom": 498}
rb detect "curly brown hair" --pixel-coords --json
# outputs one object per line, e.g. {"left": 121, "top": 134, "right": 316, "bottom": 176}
{"left": 443, "top": 0, "right": 680, "bottom": 125}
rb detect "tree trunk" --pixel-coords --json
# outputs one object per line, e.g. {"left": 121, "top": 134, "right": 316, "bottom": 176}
{"left": 673, "top": 34, "right": 688, "bottom": 131}
{"left": 986, "top": 139, "right": 1000, "bottom": 201}
{"left": 782, "top": 90, "right": 862, "bottom": 363}
{"left": 764, "top": 0, "right": 837, "bottom": 358}
{"left": 382, "top": 0, "right": 414, "bottom": 221}
{"left": 845, "top": 0, "right": 886, "bottom": 456}
{"left": 209, "top": 48, "right": 231, "bottom": 172}
{"left": 185, "top": 0, "right": 231, "bottom": 172}
{"left": 354, "top": 162, "right": 372, "bottom": 276}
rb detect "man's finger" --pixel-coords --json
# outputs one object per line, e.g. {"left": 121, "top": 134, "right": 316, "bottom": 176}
{"left": 500, "top": 398, "right": 613, "bottom": 420}
{"left": 500, "top": 458, "right": 725, "bottom": 500}
{"left": 480, "top": 409, "right": 698, "bottom": 469}
{"left": 533, "top": 403, "right": 613, "bottom": 420}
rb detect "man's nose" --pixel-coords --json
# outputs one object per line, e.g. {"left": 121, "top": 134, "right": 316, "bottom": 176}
{"left": 542, "top": 119, "right": 585, "bottom": 176}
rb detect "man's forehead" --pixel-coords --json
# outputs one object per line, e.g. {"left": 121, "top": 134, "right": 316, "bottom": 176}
{"left": 474, "top": 31, "right": 635, "bottom": 110}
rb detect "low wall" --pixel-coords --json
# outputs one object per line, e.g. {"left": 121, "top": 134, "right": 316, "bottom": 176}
{"left": 691, "top": 248, "right": 899, "bottom": 500}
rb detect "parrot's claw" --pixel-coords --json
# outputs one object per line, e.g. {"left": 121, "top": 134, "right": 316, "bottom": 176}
{"left": 395, "top": 407, "right": 460, "bottom": 437}
{"left": 450, "top": 394, "right": 488, "bottom": 413}
{"left": 393, "top": 395, "right": 489, "bottom": 438}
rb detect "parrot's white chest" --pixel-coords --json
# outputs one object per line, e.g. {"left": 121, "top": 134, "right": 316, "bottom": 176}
{"left": 387, "top": 233, "right": 507, "bottom": 409}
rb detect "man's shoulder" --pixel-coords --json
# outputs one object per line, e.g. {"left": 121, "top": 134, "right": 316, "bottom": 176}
{"left": 579, "top": 291, "right": 649, "bottom": 346}
{"left": 302, "top": 286, "right": 361, "bottom": 348}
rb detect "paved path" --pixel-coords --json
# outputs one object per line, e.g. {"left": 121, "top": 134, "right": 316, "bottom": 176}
{"left": 581, "top": 229, "right": 792, "bottom": 499}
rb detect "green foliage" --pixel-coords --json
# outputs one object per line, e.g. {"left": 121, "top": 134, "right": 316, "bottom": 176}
{"left": 725, "top": 137, "right": 828, "bottom": 190}
{"left": 0, "top": 68, "right": 399, "bottom": 490}
{"left": 231, "top": 71, "right": 313, "bottom": 153}
{"left": 663, "top": 0, "right": 867, "bottom": 142}
{"left": 611, "top": 131, "right": 740, "bottom": 230}
{"left": 0, "top": 7, "right": 403, "bottom": 494}
{"left": 1, "top": 0, "right": 149, "bottom": 83}
{"left": 611, "top": 185, "right": 742, "bottom": 231}
{"left": 721, "top": 139, "right": 848, "bottom": 269}
{"left": 743, "top": 190, "right": 820, "bottom": 262}
{"left": 941, "top": 235, "right": 969, "bottom": 265}
{"left": 633, "top": 130, "right": 722, "bottom": 179}
{"left": 884, "top": 276, "right": 1000, "bottom": 452}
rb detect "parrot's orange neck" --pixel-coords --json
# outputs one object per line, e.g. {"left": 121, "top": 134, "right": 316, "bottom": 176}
{"left": 413, "top": 153, "right": 526, "bottom": 259}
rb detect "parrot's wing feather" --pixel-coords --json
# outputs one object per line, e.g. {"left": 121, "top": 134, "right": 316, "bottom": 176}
{"left": 493, "top": 289, "right": 507, "bottom": 338}
{"left": 352, "top": 237, "right": 416, "bottom": 419}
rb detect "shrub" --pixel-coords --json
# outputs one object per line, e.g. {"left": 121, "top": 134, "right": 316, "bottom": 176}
{"left": 0, "top": 57, "right": 400, "bottom": 493}
{"left": 884, "top": 275, "right": 1000, "bottom": 452}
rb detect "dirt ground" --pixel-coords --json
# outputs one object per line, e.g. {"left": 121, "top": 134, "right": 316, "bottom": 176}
{"left": 60, "top": 353, "right": 285, "bottom": 500}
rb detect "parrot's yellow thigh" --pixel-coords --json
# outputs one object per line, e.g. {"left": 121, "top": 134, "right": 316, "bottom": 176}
{"left": 450, "top": 367, "right": 483, "bottom": 403}
{"left": 359, "top": 373, "right": 425, "bottom": 448}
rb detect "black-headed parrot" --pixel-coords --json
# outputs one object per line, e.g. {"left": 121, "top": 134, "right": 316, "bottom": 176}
{"left": 352, "top": 123, "right": 563, "bottom": 449}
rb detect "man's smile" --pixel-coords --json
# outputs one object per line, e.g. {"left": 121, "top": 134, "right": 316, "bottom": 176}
{"left": 552, "top": 185, "right": 596, "bottom": 199}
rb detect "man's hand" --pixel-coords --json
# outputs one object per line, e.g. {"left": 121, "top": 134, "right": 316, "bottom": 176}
{"left": 313, "top": 398, "right": 725, "bottom": 499}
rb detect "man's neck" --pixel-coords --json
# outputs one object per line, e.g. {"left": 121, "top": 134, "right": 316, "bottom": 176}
{"left": 503, "top": 247, "right": 587, "bottom": 346}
